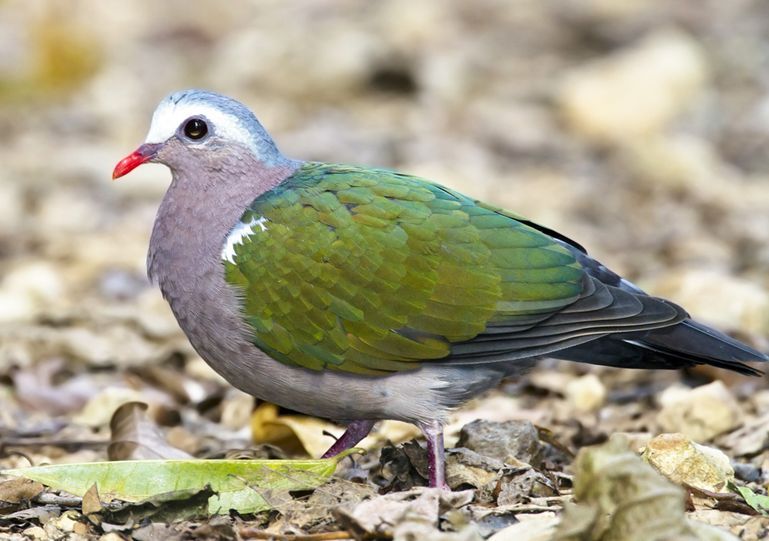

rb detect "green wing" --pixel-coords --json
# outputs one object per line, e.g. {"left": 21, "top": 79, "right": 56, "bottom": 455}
{"left": 223, "top": 163, "right": 681, "bottom": 375}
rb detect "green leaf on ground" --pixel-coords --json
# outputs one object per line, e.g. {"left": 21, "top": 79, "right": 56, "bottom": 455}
{"left": 3, "top": 449, "right": 359, "bottom": 515}
{"left": 731, "top": 483, "right": 769, "bottom": 516}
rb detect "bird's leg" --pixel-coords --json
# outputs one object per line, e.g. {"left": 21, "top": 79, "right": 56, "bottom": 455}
{"left": 419, "top": 419, "right": 448, "bottom": 489}
{"left": 321, "top": 419, "right": 376, "bottom": 458}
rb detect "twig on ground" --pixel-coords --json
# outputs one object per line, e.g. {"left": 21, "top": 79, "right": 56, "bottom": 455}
{"left": 239, "top": 528, "right": 353, "bottom": 540}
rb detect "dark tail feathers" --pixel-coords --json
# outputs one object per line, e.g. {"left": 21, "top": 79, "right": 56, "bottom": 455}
{"left": 556, "top": 319, "right": 767, "bottom": 376}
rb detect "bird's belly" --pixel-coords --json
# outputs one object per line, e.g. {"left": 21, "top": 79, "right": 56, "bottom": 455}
{"left": 159, "top": 254, "right": 518, "bottom": 424}
{"left": 162, "top": 275, "right": 492, "bottom": 423}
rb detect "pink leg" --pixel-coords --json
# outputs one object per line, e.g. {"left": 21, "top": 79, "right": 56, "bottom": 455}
{"left": 419, "top": 420, "right": 448, "bottom": 489}
{"left": 321, "top": 420, "right": 376, "bottom": 458}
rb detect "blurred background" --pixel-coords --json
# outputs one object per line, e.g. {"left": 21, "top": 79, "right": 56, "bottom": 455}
{"left": 0, "top": 0, "right": 768, "bottom": 444}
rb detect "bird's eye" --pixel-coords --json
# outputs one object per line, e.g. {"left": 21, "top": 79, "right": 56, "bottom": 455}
{"left": 183, "top": 118, "right": 208, "bottom": 140}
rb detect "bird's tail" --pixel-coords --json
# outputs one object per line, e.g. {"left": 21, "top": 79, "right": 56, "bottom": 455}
{"left": 555, "top": 318, "right": 767, "bottom": 376}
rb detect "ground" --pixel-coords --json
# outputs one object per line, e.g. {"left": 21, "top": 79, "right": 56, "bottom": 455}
{"left": 1, "top": 1, "right": 769, "bottom": 539}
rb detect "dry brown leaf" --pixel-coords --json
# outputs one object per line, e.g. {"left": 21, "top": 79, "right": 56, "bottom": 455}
{"left": 553, "top": 434, "right": 738, "bottom": 541}
{"left": 688, "top": 510, "right": 769, "bottom": 538}
{"left": 0, "top": 477, "right": 44, "bottom": 504}
{"left": 81, "top": 483, "right": 102, "bottom": 515}
{"left": 250, "top": 402, "right": 418, "bottom": 457}
{"left": 107, "top": 401, "right": 192, "bottom": 460}
{"left": 335, "top": 487, "right": 474, "bottom": 539}
{"left": 250, "top": 402, "right": 310, "bottom": 455}
{"left": 718, "top": 413, "right": 769, "bottom": 457}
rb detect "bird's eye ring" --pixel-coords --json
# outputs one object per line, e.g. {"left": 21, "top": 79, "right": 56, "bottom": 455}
{"left": 183, "top": 118, "right": 208, "bottom": 140}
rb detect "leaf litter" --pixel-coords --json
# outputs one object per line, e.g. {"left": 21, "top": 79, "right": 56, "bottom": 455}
{"left": 3, "top": 1, "right": 769, "bottom": 539}
{"left": 5, "top": 407, "right": 357, "bottom": 516}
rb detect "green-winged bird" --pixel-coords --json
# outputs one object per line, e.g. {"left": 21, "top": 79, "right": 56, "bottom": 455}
{"left": 113, "top": 90, "right": 768, "bottom": 487}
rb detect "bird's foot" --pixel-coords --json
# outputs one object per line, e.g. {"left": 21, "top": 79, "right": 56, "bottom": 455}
{"left": 321, "top": 419, "right": 375, "bottom": 458}
{"left": 419, "top": 419, "right": 449, "bottom": 489}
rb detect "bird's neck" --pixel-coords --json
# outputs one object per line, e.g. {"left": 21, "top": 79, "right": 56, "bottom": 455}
{"left": 147, "top": 156, "right": 301, "bottom": 320}
{"left": 148, "top": 157, "right": 300, "bottom": 282}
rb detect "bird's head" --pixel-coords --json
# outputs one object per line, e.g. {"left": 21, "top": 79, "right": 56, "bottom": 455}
{"left": 112, "top": 89, "right": 285, "bottom": 180}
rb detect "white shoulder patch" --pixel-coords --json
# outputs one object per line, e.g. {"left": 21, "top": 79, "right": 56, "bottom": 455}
{"left": 221, "top": 216, "right": 269, "bottom": 263}
{"left": 144, "top": 100, "right": 254, "bottom": 150}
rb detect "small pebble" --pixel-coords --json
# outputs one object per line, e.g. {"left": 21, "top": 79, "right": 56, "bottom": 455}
{"left": 733, "top": 462, "right": 762, "bottom": 484}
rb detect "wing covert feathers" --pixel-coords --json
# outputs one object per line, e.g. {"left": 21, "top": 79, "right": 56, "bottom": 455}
{"left": 223, "top": 163, "right": 762, "bottom": 376}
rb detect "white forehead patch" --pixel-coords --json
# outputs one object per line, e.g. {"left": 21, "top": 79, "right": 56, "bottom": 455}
{"left": 144, "top": 100, "right": 255, "bottom": 150}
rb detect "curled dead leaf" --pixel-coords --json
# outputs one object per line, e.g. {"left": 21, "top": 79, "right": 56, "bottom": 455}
{"left": 108, "top": 401, "right": 192, "bottom": 460}
{"left": 553, "top": 434, "right": 739, "bottom": 541}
